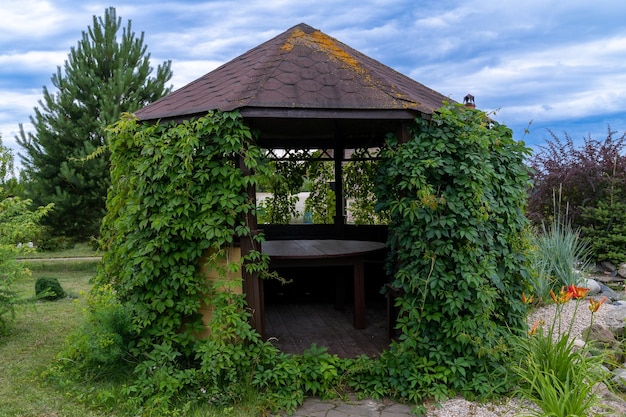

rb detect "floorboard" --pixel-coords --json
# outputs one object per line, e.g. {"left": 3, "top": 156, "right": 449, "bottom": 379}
{"left": 263, "top": 262, "right": 391, "bottom": 358}
{"left": 264, "top": 299, "right": 389, "bottom": 358}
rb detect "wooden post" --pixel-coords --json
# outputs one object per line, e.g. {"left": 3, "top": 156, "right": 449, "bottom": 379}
{"left": 333, "top": 141, "right": 345, "bottom": 238}
{"left": 353, "top": 257, "right": 366, "bottom": 329}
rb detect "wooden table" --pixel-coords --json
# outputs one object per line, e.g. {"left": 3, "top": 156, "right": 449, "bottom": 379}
{"left": 262, "top": 239, "right": 386, "bottom": 329}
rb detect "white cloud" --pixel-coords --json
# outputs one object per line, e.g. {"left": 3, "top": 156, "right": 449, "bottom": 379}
{"left": 0, "top": 51, "right": 68, "bottom": 74}
{"left": 2, "top": 0, "right": 626, "bottom": 154}
{"left": 168, "top": 60, "right": 223, "bottom": 89}
{"left": 2, "top": 1, "right": 65, "bottom": 41}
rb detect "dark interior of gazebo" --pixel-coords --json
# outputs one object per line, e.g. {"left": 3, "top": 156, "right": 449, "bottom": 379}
{"left": 135, "top": 23, "right": 450, "bottom": 357}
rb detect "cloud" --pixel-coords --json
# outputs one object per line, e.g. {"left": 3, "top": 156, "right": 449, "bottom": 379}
{"left": 3, "top": 0, "right": 626, "bottom": 157}
{"left": 0, "top": 90, "right": 40, "bottom": 150}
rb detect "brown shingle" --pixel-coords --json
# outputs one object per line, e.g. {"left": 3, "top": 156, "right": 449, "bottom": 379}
{"left": 135, "top": 23, "right": 449, "bottom": 122}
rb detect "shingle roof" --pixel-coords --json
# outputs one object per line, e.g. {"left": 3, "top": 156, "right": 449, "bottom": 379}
{"left": 135, "top": 23, "right": 449, "bottom": 122}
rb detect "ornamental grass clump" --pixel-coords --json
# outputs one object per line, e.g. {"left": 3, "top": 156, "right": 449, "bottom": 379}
{"left": 529, "top": 187, "right": 593, "bottom": 304}
{"left": 513, "top": 285, "right": 611, "bottom": 417}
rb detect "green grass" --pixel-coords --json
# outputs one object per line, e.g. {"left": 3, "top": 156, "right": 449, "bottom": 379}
{"left": 0, "top": 259, "right": 116, "bottom": 417}
{"left": 17, "top": 242, "right": 101, "bottom": 259}
{"left": 1, "top": 257, "right": 269, "bottom": 416}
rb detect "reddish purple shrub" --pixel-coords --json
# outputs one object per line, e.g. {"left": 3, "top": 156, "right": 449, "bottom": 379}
{"left": 527, "top": 126, "right": 626, "bottom": 229}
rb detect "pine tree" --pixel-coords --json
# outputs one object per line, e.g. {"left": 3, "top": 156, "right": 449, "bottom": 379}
{"left": 17, "top": 7, "right": 172, "bottom": 239}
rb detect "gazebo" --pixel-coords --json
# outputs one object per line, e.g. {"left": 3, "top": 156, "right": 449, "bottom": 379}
{"left": 135, "top": 23, "right": 450, "bottom": 347}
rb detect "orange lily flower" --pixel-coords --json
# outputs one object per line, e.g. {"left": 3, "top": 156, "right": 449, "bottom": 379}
{"left": 589, "top": 296, "right": 607, "bottom": 313}
{"left": 567, "top": 285, "right": 590, "bottom": 299}
{"left": 550, "top": 289, "right": 557, "bottom": 304}
{"left": 550, "top": 287, "right": 573, "bottom": 304}
{"left": 528, "top": 320, "right": 540, "bottom": 336}
{"left": 521, "top": 292, "right": 534, "bottom": 304}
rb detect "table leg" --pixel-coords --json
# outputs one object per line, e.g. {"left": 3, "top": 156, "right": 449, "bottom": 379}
{"left": 335, "top": 273, "right": 346, "bottom": 310}
{"left": 353, "top": 258, "right": 365, "bottom": 329}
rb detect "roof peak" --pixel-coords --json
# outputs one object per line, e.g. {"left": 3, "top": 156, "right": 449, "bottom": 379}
{"left": 135, "top": 23, "right": 448, "bottom": 121}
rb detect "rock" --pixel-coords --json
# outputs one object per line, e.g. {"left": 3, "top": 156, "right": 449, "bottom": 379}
{"left": 619, "top": 262, "right": 626, "bottom": 278}
{"left": 579, "top": 278, "right": 602, "bottom": 295}
{"left": 602, "top": 261, "right": 617, "bottom": 273}
{"left": 583, "top": 324, "right": 618, "bottom": 349}
{"left": 598, "top": 283, "right": 622, "bottom": 301}
{"left": 572, "top": 337, "right": 586, "bottom": 350}
{"left": 612, "top": 368, "right": 626, "bottom": 391}
{"left": 604, "top": 304, "right": 626, "bottom": 335}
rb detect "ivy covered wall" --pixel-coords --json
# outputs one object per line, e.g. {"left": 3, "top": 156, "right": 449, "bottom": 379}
{"left": 375, "top": 103, "right": 533, "bottom": 400}
{"left": 56, "top": 104, "right": 533, "bottom": 414}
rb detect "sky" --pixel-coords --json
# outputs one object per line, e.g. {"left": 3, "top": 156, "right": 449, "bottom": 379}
{"left": 2, "top": 0, "right": 626, "bottom": 170}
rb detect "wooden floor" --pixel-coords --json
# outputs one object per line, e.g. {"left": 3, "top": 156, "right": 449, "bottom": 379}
{"left": 263, "top": 262, "right": 391, "bottom": 358}
{"left": 265, "top": 300, "right": 389, "bottom": 358}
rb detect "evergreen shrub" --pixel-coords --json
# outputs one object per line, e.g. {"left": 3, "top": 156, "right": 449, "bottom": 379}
{"left": 35, "top": 276, "right": 65, "bottom": 300}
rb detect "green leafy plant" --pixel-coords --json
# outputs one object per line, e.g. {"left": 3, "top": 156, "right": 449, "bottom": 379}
{"left": 304, "top": 156, "right": 335, "bottom": 224}
{"left": 0, "top": 246, "right": 22, "bottom": 335}
{"left": 0, "top": 191, "right": 52, "bottom": 333}
{"left": 64, "top": 110, "right": 279, "bottom": 413}
{"left": 62, "top": 284, "right": 132, "bottom": 371}
{"left": 375, "top": 102, "right": 533, "bottom": 402}
{"left": 256, "top": 154, "right": 307, "bottom": 224}
{"left": 512, "top": 286, "right": 611, "bottom": 416}
{"left": 36, "top": 234, "right": 76, "bottom": 252}
{"left": 297, "top": 343, "right": 344, "bottom": 398}
{"left": 344, "top": 148, "right": 388, "bottom": 225}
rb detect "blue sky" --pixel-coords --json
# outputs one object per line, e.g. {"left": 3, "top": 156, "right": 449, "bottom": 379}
{"left": 2, "top": 0, "right": 626, "bottom": 168}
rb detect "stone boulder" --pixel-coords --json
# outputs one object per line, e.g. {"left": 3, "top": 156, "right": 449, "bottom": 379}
{"left": 598, "top": 283, "right": 622, "bottom": 302}
{"left": 602, "top": 261, "right": 617, "bottom": 274}
{"left": 579, "top": 278, "right": 602, "bottom": 296}
{"left": 604, "top": 304, "right": 626, "bottom": 336}
{"left": 583, "top": 324, "right": 618, "bottom": 350}
{"left": 613, "top": 368, "right": 626, "bottom": 391}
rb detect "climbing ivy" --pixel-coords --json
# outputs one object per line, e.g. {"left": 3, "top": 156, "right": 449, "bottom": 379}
{"left": 86, "top": 111, "right": 279, "bottom": 409}
{"left": 303, "top": 154, "right": 335, "bottom": 224}
{"left": 375, "top": 103, "right": 533, "bottom": 401}
{"left": 54, "top": 105, "right": 534, "bottom": 414}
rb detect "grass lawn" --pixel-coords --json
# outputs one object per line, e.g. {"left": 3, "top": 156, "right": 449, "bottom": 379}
{"left": 0, "top": 258, "right": 118, "bottom": 417}
{"left": 16, "top": 242, "right": 100, "bottom": 259}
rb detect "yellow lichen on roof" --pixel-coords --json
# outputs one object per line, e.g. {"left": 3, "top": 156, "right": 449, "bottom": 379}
{"left": 279, "top": 26, "right": 413, "bottom": 106}
{"left": 281, "top": 28, "right": 366, "bottom": 76}
{"left": 310, "top": 30, "right": 365, "bottom": 74}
